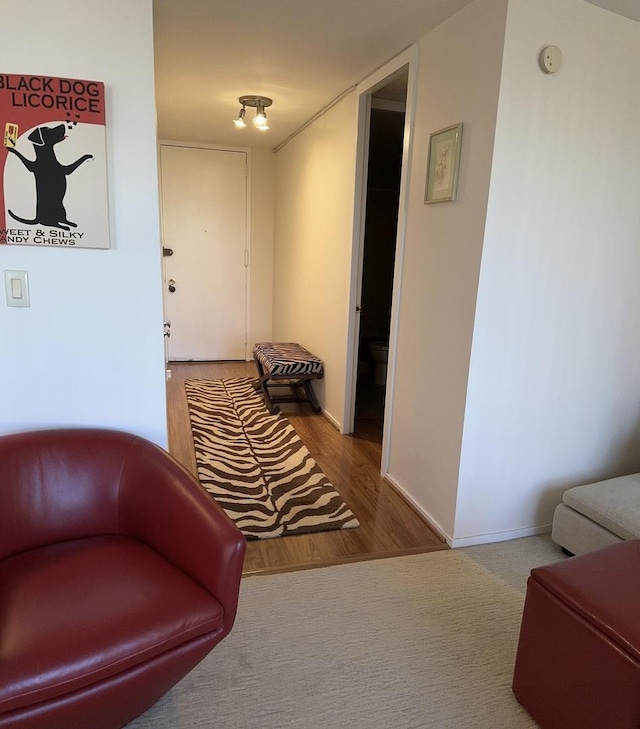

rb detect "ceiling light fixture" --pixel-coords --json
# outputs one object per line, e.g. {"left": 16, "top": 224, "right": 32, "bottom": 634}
{"left": 233, "top": 95, "right": 272, "bottom": 131}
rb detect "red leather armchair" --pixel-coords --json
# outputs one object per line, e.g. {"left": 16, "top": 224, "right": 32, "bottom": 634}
{"left": 0, "top": 428, "right": 246, "bottom": 729}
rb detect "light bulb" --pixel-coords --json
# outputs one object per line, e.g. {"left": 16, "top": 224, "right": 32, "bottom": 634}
{"left": 253, "top": 107, "right": 268, "bottom": 128}
{"left": 232, "top": 107, "right": 246, "bottom": 128}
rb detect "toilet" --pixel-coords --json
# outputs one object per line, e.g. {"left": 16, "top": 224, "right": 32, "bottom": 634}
{"left": 368, "top": 340, "right": 389, "bottom": 385}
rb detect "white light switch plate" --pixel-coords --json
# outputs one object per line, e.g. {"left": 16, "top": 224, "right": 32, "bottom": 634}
{"left": 4, "top": 270, "right": 30, "bottom": 307}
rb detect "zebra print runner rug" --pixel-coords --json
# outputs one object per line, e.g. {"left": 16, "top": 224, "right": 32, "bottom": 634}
{"left": 184, "top": 378, "right": 360, "bottom": 539}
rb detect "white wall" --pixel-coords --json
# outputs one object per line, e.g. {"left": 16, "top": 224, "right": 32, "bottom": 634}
{"left": 455, "top": 0, "right": 640, "bottom": 544}
{"left": 273, "top": 95, "right": 358, "bottom": 425}
{"left": 0, "top": 0, "right": 167, "bottom": 446}
{"left": 216, "top": 0, "right": 640, "bottom": 551}
{"left": 249, "top": 147, "right": 275, "bottom": 346}
{"left": 385, "top": 0, "right": 509, "bottom": 539}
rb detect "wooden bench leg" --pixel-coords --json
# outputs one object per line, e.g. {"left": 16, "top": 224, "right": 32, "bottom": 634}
{"left": 252, "top": 360, "right": 279, "bottom": 414}
{"left": 303, "top": 379, "right": 321, "bottom": 412}
{"left": 253, "top": 375, "right": 320, "bottom": 414}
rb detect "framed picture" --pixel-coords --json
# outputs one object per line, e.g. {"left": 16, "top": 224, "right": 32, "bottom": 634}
{"left": 0, "top": 73, "right": 110, "bottom": 248}
{"left": 424, "top": 123, "right": 463, "bottom": 204}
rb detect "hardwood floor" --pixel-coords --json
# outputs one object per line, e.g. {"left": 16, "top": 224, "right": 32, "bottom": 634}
{"left": 166, "top": 361, "right": 447, "bottom": 575}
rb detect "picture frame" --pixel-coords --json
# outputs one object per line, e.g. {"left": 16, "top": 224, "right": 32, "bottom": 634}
{"left": 424, "top": 123, "right": 463, "bottom": 204}
{"left": 0, "top": 73, "right": 110, "bottom": 248}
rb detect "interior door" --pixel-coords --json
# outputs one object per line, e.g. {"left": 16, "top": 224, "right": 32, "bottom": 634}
{"left": 160, "top": 144, "right": 247, "bottom": 361}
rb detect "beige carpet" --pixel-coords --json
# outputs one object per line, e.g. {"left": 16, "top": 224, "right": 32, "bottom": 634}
{"left": 128, "top": 535, "right": 564, "bottom": 729}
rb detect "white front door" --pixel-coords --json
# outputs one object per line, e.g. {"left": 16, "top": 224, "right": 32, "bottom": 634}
{"left": 160, "top": 144, "right": 248, "bottom": 361}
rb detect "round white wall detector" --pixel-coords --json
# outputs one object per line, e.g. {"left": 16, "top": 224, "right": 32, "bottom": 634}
{"left": 539, "top": 45, "right": 563, "bottom": 74}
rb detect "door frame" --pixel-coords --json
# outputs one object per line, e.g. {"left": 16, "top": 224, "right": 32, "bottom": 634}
{"left": 157, "top": 139, "right": 252, "bottom": 361}
{"left": 343, "top": 45, "right": 418, "bottom": 471}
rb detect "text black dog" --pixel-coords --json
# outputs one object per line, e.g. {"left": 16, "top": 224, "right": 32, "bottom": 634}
{"left": 7, "top": 124, "right": 93, "bottom": 231}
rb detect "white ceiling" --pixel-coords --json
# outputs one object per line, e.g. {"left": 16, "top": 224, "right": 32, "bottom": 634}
{"left": 153, "top": 0, "right": 640, "bottom": 150}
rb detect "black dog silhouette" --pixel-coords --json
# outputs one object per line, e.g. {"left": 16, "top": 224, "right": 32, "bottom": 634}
{"left": 7, "top": 124, "right": 93, "bottom": 231}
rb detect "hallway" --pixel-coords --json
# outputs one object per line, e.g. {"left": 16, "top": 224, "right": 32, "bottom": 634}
{"left": 167, "top": 361, "right": 446, "bottom": 575}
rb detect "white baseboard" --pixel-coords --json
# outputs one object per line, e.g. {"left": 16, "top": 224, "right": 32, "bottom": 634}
{"left": 382, "top": 471, "right": 553, "bottom": 548}
{"left": 450, "top": 523, "right": 552, "bottom": 549}
{"left": 382, "top": 472, "right": 450, "bottom": 544}
{"left": 321, "top": 408, "right": 341, "bottom": 431}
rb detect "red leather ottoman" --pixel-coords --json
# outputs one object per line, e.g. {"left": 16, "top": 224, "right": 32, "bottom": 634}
{"left": 512, "top": 540, "right": 640, "bottom": 729}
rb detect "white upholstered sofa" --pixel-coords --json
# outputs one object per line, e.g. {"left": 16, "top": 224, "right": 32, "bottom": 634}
{"left": 551, "top": 473, "right": 640, "bottom": 555}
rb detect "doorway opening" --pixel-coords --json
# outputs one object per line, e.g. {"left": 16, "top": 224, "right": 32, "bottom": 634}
{"left": 353, "top": 70, "right": 408, "bottom": 444}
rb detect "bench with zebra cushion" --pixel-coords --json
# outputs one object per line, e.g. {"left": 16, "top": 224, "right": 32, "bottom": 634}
{"left": 252, "top": 342, "right": 324, "bottom": 414}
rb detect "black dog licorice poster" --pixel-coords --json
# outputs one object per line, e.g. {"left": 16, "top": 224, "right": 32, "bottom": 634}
{"left": 0, "top": 74, "right": 110, "bottom": 249}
